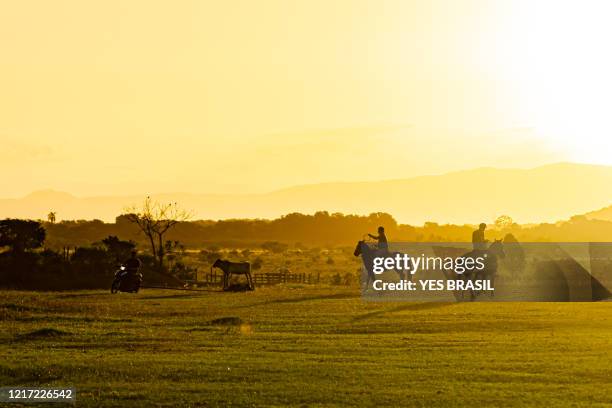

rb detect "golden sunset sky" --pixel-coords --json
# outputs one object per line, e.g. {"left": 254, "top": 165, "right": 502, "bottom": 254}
{"left": 2, "top": 0, "right": 611, "bottom": 197}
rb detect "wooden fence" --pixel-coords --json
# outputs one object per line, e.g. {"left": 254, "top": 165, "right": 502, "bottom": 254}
{"left": 253, "top": 272, "right": 320, "bottom": 285}
{"left": 197, "top": 269, "right": 320, "bottom": 286}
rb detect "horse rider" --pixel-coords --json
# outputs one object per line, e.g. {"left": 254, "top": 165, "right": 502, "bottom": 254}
{"left": 472, "top": 223, "right": 488, "bottom": 251}
{"left": 368, "top": 226, "right": 389, "bottom": 255}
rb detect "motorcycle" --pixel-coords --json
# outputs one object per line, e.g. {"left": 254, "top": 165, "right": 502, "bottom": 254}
{"left": 110, "top": 266, "right": 142, "bottom": 294}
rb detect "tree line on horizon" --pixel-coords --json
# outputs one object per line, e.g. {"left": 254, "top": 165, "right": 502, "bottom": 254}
{"left": 38, "top": 210, "right": 612, "bottom": 249}
{"left": 3, "top": 207, "right": 612, "bottom": 290}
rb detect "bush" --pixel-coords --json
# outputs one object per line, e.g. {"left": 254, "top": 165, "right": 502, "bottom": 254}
{"left": 101, "top": 235, "right": 135, "bottom": 264}
{"left": 171, "top": 261, "right": 197, "bottom": 281}
{"left": 0, "top": 219, "right": 45, "bottom": 253}
{"left": 330, "top": 273, "right": 342, "bottom": 285}
{"left": 261, "top": 241, "right": 288, "bottom": 254}
{"left": 200, "top": 250, "right": 222, "bottom": 264}
{"left": 252, "top": 257, "right": 263, "bottom": 271}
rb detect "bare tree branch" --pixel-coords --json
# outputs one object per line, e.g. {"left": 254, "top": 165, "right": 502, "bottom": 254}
{"left": 123, "top": 197, "right": 192, "bottom": 269}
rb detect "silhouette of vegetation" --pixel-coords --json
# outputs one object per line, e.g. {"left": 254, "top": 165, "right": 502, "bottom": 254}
{"left": 101, "top": 235, "right": 136, "bottom": 264}
{"left": 3, "top": 207, "right": 612, "bottom": 290}
{"left": 0, "top": 219, "right": 46, "bottom": 253}
{"left": 124, "top": 197, "right": 191, "bottom": 269}
{"left": 494, "top": 215, "right": 514, "bottom": 229}
{"left": 47, "top": 211, "right": 56, "bottom": 224}
{"left": 261, "top": 241, "right": 289, "bottom": 253}
{"left": 0, "top": 222, "right": 176, "bottom": 290}
{"left": 252, "top": 257, "right": 263, "bottom": 271}
{"left": 38, "top": 210, "right": 612, "bottom": 249}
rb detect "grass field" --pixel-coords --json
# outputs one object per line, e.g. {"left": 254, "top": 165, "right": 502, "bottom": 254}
{"left": 1, "top": 286, "right": 611, "bottom": 407}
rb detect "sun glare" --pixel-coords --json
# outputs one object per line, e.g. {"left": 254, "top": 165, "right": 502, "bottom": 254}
{"left": 499, "top": 0, "right": 612, "bottom": 163}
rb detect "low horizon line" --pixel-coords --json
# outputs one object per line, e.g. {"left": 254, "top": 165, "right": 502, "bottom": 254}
{"left": 4, "top": 160, "right": 600, "bottom": 200}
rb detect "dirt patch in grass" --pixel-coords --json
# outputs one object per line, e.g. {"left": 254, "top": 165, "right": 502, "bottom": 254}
{"left": 207, "top": 316, "right": 244, "bottom": 326}
{"left": 186, "top": 327, "right": 213, "bottom": 332}
{"left": 17, "top": 328, "right": 71, "bottom": 340}
{"left": 204, "top": 316, "right": 254, "bottom": 335}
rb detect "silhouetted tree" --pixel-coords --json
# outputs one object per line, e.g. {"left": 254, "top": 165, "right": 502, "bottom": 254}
{"left": 0, "top": 219, "right": 46, "bottom": 253}
{"left": 47, "top": 211, "right": 56, "bottom": 224}
{"left": 101, "top": 235, "right": 135, "bottom": 263}
{"left": 495, "top": 215, "right": 514, "bottom": 230}
{"left": 124, "top": 197, "right": 191, "bottom": 268}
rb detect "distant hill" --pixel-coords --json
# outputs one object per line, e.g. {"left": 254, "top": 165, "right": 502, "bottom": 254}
{"left": 585, "top": 205, "right": 612, "bottom": 222}
{"left": 3, "top": 163, "right": 612, "bottom": 224}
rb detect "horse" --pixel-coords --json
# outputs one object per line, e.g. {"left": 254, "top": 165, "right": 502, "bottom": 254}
{"left": 353, "top": 240, "right": 411, "bottom": 289}
{"left": 212, "top": 259, "right": 254, "bottom": 290}
{"left": 458, "top": 240, "right": 505, "bottom": 300}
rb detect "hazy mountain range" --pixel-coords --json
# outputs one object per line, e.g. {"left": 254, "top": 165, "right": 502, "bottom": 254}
{"left": 4, "top": 163, "right": 612, "bottom": 225}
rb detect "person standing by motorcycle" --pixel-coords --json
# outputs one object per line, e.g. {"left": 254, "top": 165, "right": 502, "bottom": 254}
{"left": 123, "top": 250, "right": 141, "bottom": 276}
{"left": 112, "top": 250, "right": 143, "bottom": 293}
